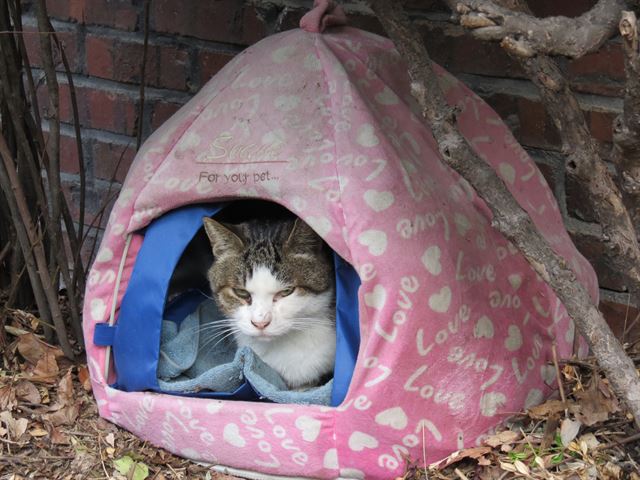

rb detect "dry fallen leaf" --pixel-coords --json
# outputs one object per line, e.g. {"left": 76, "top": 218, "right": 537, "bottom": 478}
{"left": 0, "top": 410, "right": 29, "bottom": 439}
{"left": 77, "top": 365, "right": 92, "bottom": 392}
{"left": 16, "top": 333, "right": 63, "bottom": 365}
{"left": 560, "top": 418, "right": 582, "bottom": 447}
{"left": 574, "top": 377, "right": 620, "bottom": 426}
{"left": 57, "top": 370, "right": 75, "bottom": 407}
{"left": 483, "top": 430, "right": 520, "bottom": 448}
{"left": 45, "top": 404, "right": 80, "bottom": 426}
{"left": 15, "top": 379, "right": 41, "bottom": 404}
{"left": 436, "top": 446, "right": 493, "bottom": 468}
{"left": 28, "top": 427, "right": 49, "bottom": 437}
{"left": 31, "top": 350, "right": 60, "bottom": 383}
{"left": 0, "top": 384, "right": 17, "bottom": 410}
{"left": 105, "top": 431, "right": 115, "bottom": 447}
{"left": 50, "top": 425, "right": 70, "bottom": 445}
{"left": 527, "top": 399, "right": 568, "bottom": 418}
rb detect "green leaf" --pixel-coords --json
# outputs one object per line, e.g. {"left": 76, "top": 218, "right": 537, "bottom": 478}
{"left": 113, "top": 455, "right": 149, "bottom": 480}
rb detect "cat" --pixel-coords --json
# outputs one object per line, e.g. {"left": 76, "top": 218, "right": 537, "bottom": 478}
{"left": 202, "top": 215, "right": 336, "bottom": 389}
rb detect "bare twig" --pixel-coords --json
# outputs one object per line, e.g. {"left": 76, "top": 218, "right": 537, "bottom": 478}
{"left": 35, "top": 3, "right": 84, "bottom": 347}
{"left": 369, "top": 0, "right": 640, "bottom": 428}
{"left": 0, "top": 133, "right": 74, "bottom": 358}
{"left": 613, "top": 11, "right": 640, "bottom": 240}
{"left": 136, "top": 0, "right": 151, "bottom": 150}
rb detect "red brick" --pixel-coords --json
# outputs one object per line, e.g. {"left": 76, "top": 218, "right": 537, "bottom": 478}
{"left": 417, "top": 22, "right": 523, "bottom": 80}
{"left": 481, "top": 92, "right": 520, "bottom": 132}
{"left": 40, "top": 82, "right": 138, "bottom": 135}
{"left": 151, "top": 100, "right": 183, "bottom": 131}
{"left": 23, "top": 24, "right": 81, "bottom": 73}
{"left": 85, "top": 88, "right": 138, "bottom": 135}
{"left": 569, "top": 227, "right": 630, "bottom": 292}
{"left": 151, "top": 0, "right": 266, "bottom": 45}
{"left": 86, "top": 34, "right": 189, "bottom": 90}
{"left": 45, "top": 0, "right": 85, "bottom": 22}
{"left": 61, "top": 177, "right": 116, "bottom": 231}
{"left": 157, "top": 46, "right": 189, "bottom": 91}
{"left": 568, "top": 42, "right": 624, "bottom": 82}
{"left": 588, "top": 110, "right": 615, "bottom": 143}
{"left": 197, "top": 49, "right": 236, "bottom": 86}
{"left": 59, "top": 133, "right": 81, "bottom": 175}
{"left": 85, "top": 35, "right": 114, "bottom": 78}
{"left": 566, "top": 173, "right": 597, "bottom": 223}
{"left": 43, "top": 132, "right": 81, "bottom": 175}
{"left": 84, "top": 0, "right": 139, "bottom": 31}
{"left": 516, "top": 98, "right": 561, "bottom": 150}
{"left": 535, "top": 162, "right": 560, "bottom": 195}
{"left": 92, "top": 138, "right": 136, "bottom": 183}
{"left": 599, "top": 299, "right": 640, "bottom": 344}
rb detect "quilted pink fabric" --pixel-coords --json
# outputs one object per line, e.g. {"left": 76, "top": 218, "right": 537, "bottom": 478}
{"left": 83, "top": 27, "right": 597, "bottom": 479}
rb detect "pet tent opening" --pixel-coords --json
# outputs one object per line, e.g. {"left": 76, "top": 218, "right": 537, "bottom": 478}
{"left": 93, "top": 200, "right": 361, "bottom": 407}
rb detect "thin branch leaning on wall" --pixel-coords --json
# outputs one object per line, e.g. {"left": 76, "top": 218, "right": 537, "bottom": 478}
{"left": 446, "top": 0, "right": 640, "bottom": 301}
{"left": 368, "top": 0, "right": 640, "bottom": 429}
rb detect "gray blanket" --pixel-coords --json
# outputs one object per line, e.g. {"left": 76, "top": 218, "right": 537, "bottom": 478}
{"left": 157, "top": 300, "right": 332, "bottom": 405}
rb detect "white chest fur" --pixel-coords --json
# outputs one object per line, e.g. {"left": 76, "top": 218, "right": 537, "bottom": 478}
{"left": 235, "top": 322, "right": 336, "bottom": 388}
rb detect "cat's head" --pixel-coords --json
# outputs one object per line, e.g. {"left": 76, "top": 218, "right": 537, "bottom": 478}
{"left": 203, "top": 217, "right": 335, "bottom": 340}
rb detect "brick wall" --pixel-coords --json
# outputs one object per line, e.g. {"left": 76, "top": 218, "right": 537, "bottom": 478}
{"left": 22, "top": 0, "right": 638, "bottom": 339}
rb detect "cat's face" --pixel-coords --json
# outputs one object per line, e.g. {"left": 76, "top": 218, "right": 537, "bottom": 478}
{"left": 203, "top": 217, "right": 335, "bottom": 340}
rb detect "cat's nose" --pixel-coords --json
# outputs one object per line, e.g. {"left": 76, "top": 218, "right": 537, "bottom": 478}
{"left": 251, "top": 312, "right": 272, "bottom": 330}
{"left": 251, "top": 319, "right": 271, "bottom": 330}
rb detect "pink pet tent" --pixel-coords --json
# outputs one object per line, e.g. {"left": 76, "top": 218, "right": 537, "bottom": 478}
{"left": 84, "top": 19, "right": 598, "bottom": 480}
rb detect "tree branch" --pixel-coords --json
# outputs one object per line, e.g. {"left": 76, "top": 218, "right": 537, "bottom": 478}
{"left": 369, "top": 0, "right": 640, "bottom": 429}
{"left": 442, "top": 0, "right": 626, "bottom": 58}
{"left": 613, "top": 10, "right": 640, "bottom": 240}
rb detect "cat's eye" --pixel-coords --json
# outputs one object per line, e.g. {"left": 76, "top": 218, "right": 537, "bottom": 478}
{"left": 277, "top": 287, "right": 295, "bottom": 298}
{"left": 232, "top": 288, "right": 251, "bottom": 301}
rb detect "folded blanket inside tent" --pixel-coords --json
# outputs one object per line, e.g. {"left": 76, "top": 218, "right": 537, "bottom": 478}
{"left": 157, "top": 299, "right": 333, "bottom": 405}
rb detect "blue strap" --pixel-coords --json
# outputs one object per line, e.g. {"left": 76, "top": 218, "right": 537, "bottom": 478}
{"left": 331, "top": 254, "right": 361, "bottom": 405}
{"left": 113, "top": 204, "right": 224, "bottom": 391}
{"left": 93, "top": 323, "right": 116, "bottom": 347}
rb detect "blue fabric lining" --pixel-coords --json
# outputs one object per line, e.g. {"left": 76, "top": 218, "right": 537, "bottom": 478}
{"left": 98, "top": 203, "right": 360, "bottom": 406}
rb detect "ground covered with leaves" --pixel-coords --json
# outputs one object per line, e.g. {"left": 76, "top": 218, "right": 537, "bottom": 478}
{"left": 1, "top": 307, "right": 639, "bottom": 480}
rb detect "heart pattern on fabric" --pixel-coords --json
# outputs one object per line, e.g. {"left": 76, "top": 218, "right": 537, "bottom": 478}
{"left": 223, "top": 423, "right": 246, "bottom": 447}
{"left": 96, "top": 247, "right": 113, "bottom": 263}
{"left": 421, "top": 246, "right": 442, "bottom": 276}
{"left": 474, "top": 315, "right": 494, "bottom": 339}
{"left": 295, "top": 415, "right": 322, "bottom": 442}
{"left": 348, "top": 431, "right": 379, "bottom": 451}
{"left": 499, "top": 163, "right": 516, "bottom": 185}
{"left": 480, "top": 392, "right": 507, "bottom": 417}
{"left": 508, "top": 273, "right": 523, "bottom": 290}
{"left": 375, "top": 86, "right": 399, "bottom": 105}
{"left": 454, "top": 213, "right": 472, "bottom": 237}
{"left": 363, "top": 190, "right": 394, "bottom": 212}
{"left": 365, "top": 285, "right": 387, "bottom": 310}
{"left": 323, "top": 448, "right": 339, "bottom": 469}
{"left": 357, "top": 123, "right": 380, "bottom": 147}
{"left": 90, "top": 298, "right": 107, "bottom": 321}
{"left": 428, "top": 286, "right": 452, "bottom": 313}
{"left": 504, "top": 325, "right": 523, "bottom": 351}
{"left": 375, "top": 407, "right": 408, "bottom": 430}
{"left": 358, "top": 230, "right": 388, "bottom": 256}
{"left": 305, "top": 216, "right": 332, "bottom": 237}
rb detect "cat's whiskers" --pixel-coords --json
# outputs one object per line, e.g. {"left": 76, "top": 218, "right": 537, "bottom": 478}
{"left": 197, "top": 321, "right": 242, "bottom": 350}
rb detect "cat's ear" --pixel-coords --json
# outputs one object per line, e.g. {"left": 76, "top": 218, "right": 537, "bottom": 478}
{"left": 203, "top": 217, "right": 244, "bottom": 258}
{"left": 284, "top": 218, "right": 323, "bottom": 255}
